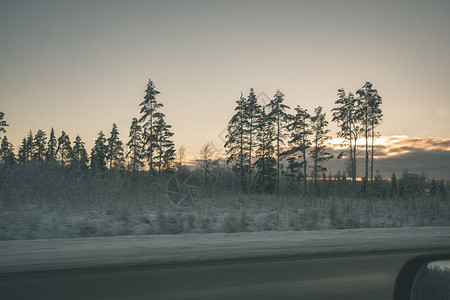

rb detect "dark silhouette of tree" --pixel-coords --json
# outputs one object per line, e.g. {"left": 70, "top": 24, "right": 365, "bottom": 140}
{"left": 225, "top": 93, "right": 250, "bottom": 191}
{"left": 126, "top": 118, "right": 144, "bottom": 171}
{"left": 90, "top": 131, "right": 107, "bottom": 171}
{"left": 153, "top": 112, "right": 175, "bottom": 174}
{"left": 107, "top": 123, "right": 125, "bottom": 170}
{"left": 73, "top": 135, "right": 89, "bottom": 169}
{"left": 356, "top": 82, "right": 383, "bottom": 195}
{"left": 286, "top": 105, "right": 312, "bottom": 191}
{"left": 0, "top": 111, "right": 8, "bottom": 136}
{"left": 332, "top": 89, "right": 361, "bottom": 182}
{"left": 18, "top": 131, "right": 33, "bottom": 164}
{"left": 199, "top": 142, "right": 215, "bottom": 184}
{"left": 32, "top": 129, "right": 47, "bottom": 162}
{"left": 174, "top": 145, "right": 185, "bottom": 174}
{"left": 244, "top": 88, "right": 261, "bottom": 188}
{"left": 368, "top": 90, "right": 383, "bottom": 181}
{"left": 46, "top": 128, "right": 57, "bottom": 162}
{"left": 309, "top": 106, "right": 333, "bottom": 192}
{"left": 0, "top": 136, "right": 15, "bottom": 165}
{"left": 139, "top": 79, "right": 162, "bottom": 175}
{"left": 268, "top": 90, "right": 290, "bottom": 194}
{"left": 57, "top": 131, "right": 73, "bottom": 166}
{"left": 253, "top": 106, "right": 276, "bottom": 193}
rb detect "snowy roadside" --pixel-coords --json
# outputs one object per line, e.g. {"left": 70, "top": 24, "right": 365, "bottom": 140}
{"left": 1, "top": 227, "right": 449, "bottom": 274}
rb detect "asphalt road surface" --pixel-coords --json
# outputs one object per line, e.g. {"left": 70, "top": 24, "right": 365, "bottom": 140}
{"left": 1, "top": 250, "right": 447, "bottom": 300}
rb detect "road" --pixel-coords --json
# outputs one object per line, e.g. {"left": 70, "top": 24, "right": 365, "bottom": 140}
{"left": 1, "top": 250, "right": 447, "bottom": 300}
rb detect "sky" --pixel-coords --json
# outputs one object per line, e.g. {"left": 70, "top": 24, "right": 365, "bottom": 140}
{"left": 1, "top": 0, "right": 449, "bottom": 177}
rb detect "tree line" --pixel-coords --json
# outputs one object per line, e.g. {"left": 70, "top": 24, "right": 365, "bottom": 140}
{"left": 1, "top": 79, "right": 447, "bottom": 199}
{"left": 0, "top": 79, "right": 176, "bottom": 174}
{"left": 224, "top": 82, "right": 383, "bottom": 195}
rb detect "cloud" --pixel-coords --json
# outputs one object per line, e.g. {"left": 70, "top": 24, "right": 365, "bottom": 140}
{"left": 327, "top": 136, "right": 450, "bottom": 179}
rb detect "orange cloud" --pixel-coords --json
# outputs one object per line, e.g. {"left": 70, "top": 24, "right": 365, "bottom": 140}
{"left": 328, "top": 136, "right": 450, "bottom": 158}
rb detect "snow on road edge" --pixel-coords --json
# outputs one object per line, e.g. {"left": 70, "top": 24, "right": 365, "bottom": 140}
{"left": 1, "top": 227, "right": 449, "bottom": 273}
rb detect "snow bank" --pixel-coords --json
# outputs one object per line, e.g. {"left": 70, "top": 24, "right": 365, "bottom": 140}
{"left": 1, "top": 227, "right": 449, "bottom": 274}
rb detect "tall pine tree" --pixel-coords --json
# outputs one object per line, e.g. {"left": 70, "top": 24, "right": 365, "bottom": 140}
{"left": 332, "top": 89, "right": 361, "bottom": 182}
{"left": 356, "top": 82, "right": 383, "bottom": 195}
{"left": 18, "top": 131, "right": 33, "bottom": 164}
{"left": 268, "top": 90, "right": 290, "bottom": 194}
{"left": 0, "top": 111, "right": 8, "bottom": 136}
{"left": 286, "top": 105, "right": 312, "bottom": 191}
{"left": 309, "top": 106, "right": 333, "bottom": 192}
{"left": 46, "top": 128, "right": 58, "bottom": 162}
{"left": 57, "top": 131, "right": 73, "bottom": 166}
{"left": 126, "top": 118, "right": 144, "bottom": 171}
{"left": 0, "top": 136, "right": 15, "bottom": 165}
{"left": 73, "top": 135, "right": 89, "bottom": 169}
{"left": 32, "top": 129, "right": 47, "bottom": 162}
{"left": 107, "top": 123, "right": 125, "bottom": 170}
{"left": 225, "top": 93, "right": 249, "bottom": 191}
{"left": 253, "top": 106, "right": 277, "bottom": 193}
{"left": 90, "top": 131, "right": 107, "bottom": 171}
{"left": 244, "top": 88, "right": 261, "bottom": 188}
{"left": 152, "top": 112, "right": 175, "bottom": 174}
{"left": 139, "top": 79, "right": 162, "bottom": 175}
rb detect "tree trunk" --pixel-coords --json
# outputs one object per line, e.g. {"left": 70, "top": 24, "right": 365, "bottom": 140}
{"left": 314, "top": 138, "right": 318, "bottom": 193}
{"left": 276, "top": 115, "right": 280, "bottom": 194}
{"left": 364, "top": 112, "right": 369, "bottom": 197}
{"left": 159, "top": 145, "right": 162, "bottom": 175}
{"left": 149, "top": 111, "right": 153, "bottom": 176}
{"left": 302, "top": 147, "right": 307, "bottom": 192}
{"left": 240, "top": 128, "right": 244, "bottom": 192}
{"left": 353, "top": 131, "right": 358, "bottom": 182}
{"left": 371, "top": 122, "right": 374, "bottom": 181}
{"left": 248, "top": 116, "right": 253, "bottom": 190}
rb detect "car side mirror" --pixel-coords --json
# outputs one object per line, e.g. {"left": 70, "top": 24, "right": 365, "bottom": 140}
{"left": 393, "top": 253, "right": 450, "bottom": 300}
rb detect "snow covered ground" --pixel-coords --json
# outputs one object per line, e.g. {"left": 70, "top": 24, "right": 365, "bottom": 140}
{"left": 1, "top": 227, "right": 449, "bottom": 274}
{"left": 2, "top": 195, "right": 448, "bottom": 240}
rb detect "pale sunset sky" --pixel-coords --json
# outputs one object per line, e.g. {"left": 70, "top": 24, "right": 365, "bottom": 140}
{"left": 1, "top": 0, "right": 449, "bottom": 176}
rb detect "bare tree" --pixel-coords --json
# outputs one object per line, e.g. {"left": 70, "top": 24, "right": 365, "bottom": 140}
{"left": 199, "top": 142, "right": 215, "bottom": 184}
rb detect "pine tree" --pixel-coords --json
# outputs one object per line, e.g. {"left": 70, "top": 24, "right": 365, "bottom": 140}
{"left": 126, "top": 118, "right": 144, "bottom": 171}
{"left": 0, "top": 136, "right": 15, "bottom": 165}
{"left": 332, "top": 89, "right": 361, "bottom": 182}
{"left": 139, "top": 79, "right": 162, "bottom": 175}
{"left": 225, "top": 93, "right": 249, "bottom": 191}
{"left": 32, "top": 129, "right": 47, "bottom": 162}
{"left": 18, "top": 131, "right": 33, "bottom": 164}
{"left": 309, "top": 106, "right": 333, "bottom": 192}
{"left": 253, "top": 106, "right": 276, "bottom": 193}
{"left": 73, "top": 135, "right": 89, "bottom": 169}
{"left": 90, "top": 131, "right": 107, "bottom": 171}
{"left": 57, "top": 131, "right": 73, "bottom": 166}
{"left": 162, "top": 144, "right": 176, "bottom": 172}
{"left": 356, "top": 82, "right": 383, "bottom": 195}
{"left": 106, "top": 123, "right": 125, "bottom": 170}
{"left": 268, "top": 90, "right": 290, "bottom": 194}
{"left": 17, "top": 138, "right": 28, "bottom": 164}
{"left": 0, "top": 111, "right": 8, "bottom": 136}
{"left": 368, "top": 88, "right": 383, "bottom": 181}
{"left": 244, "top": 88, "right": 261, "bottom": 188}
{"left": 46, "top": 128, "right": 57, "bottom": 162}
{"left": 286, "top": 105, "right": 312, "bottom": 191}
{"left": 152, "top": 112, "right": 175, "bottom": 174}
